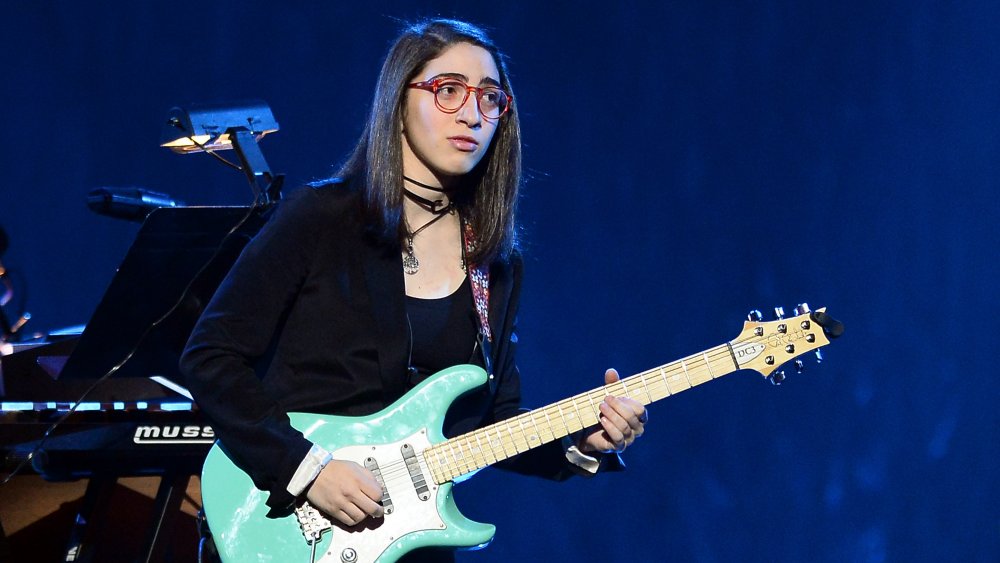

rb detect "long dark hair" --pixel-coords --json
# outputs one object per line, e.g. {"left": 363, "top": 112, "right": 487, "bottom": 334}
{"left": 337, "top": 19, "right": 521, "bottom": 264}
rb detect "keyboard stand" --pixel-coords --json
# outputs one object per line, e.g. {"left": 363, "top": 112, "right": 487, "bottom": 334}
{"left": 59, "top": 471, "right": 193, "bottom": 562}
{"left": 63, "top": 475, "right": 114, "bottom": 562}
{"left": 140, "top": 471, "right": 191, "bottom": 563}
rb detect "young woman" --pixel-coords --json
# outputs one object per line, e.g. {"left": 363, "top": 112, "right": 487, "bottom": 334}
{"left": 180, "top": 18, "right": 647, "bottom": 560}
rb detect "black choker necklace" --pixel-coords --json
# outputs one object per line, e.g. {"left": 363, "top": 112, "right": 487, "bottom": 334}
{"left": 403, "top": 175, "right": 452, "bottom": 193}
{"left": 403, "top": 189, "right": 452, "bottom": 215}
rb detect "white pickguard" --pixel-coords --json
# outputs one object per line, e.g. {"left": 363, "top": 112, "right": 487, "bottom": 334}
{"left": 318, "top": 430, "right": 443, "bottom": 563}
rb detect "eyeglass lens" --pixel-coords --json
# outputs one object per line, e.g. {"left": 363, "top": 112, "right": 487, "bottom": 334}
{"left": 434, "top": 81, "right": 509, "bottom": 118}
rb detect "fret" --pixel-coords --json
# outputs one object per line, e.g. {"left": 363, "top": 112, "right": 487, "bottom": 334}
{"left": 492, "top": 423, "right": 509, "bottom": 458}
{"left": 491, "top": 424, "right": 510, "bottom": 459}
{"left": 619, "top": 378, "right": 631, "bottom": 399}
{"left": 474, "top": 431, "right": 496, "bottom": 465}
{"left": 686, "top": 358, "right": 702, "bottom": 386}
{"left": 637, "top": 374, "right": 653, "bottom": 404}
{"left": 456, "top": 435, "right": 475, "bottom": 473}
{"left": 680, "top": 359, "right": 693, "bottom": 389}
{"left": 464, "top": 432, "right": 482, "bottom": 467}
{"left": 563, "top": 401, "right": 583, "bottom": 434}
{"left": 515, "top": 416, "right": 531, "bottom": 451}
{"left": 584, "top": 392, "right": 600, "bottom": 425}
{"left": 554, "top": 403, "right": 572, "bottom": 435}
{"left": 432, "top": 461, "right": 446, "bottom": 485}
{"left": 504, "top": 420, "right": 524, "bottom": 454}
{"left": 546, "top": 410, "right": 561, "bottom": 442}
{"left": 497, "top": 422, "right": 511, "bottom": 455}
{"left": 423, "top": 448, "right": 440, "bottom": 482}
{"left": 517, "top": 415, "right": 531, "bottom": 450}
{"left": 702, "top": 351, "right": 716, "bottom": 379}
{"left": 541, "top": 408, "right": 559, "bottom": 443}
{"left": 527, "top": 411, "right": 548, "bottom": 445}
{"left": 657, "top": 366, "right": 672, "bottom": 397}
{"left": 434, "top": 446, "right": 453, "bottom": 482}
{"left": 445, "top": 442, "right": 462, "bottom": 476}
{"left": 583, "top": 392, "right": 611, "bottom": 428}
{"left": 542, "top": 411, "right": 557, "bottom": 443}
{"left": 447, "top": 440, "right": 464, "bottom": 477}
{"left": 456, "top": 439, "right": 471, "bottom": 474}
{"left": 524, "top": 414, "right": 537, "bottom": 448}
{"left": 519, "top": 416, "right": 537, "bottom": 449}
{"left": 434, "top": 444, "right": 450, "bottom": 472}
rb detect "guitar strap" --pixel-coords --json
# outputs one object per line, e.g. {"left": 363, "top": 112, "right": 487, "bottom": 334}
{"left": 462, "top": 218, "right": 492, "bottom": 341}
{"left": 462, "top": 218, "right": 495, "bottom": 381}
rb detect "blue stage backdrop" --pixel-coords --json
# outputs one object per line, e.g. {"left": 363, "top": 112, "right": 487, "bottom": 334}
{"left": 1, "top": 2, "right": 997, "bottom": 562}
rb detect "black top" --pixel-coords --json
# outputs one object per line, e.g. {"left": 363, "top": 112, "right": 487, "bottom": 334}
{"left": 406, "top": 276, "right": 482, "bottom": 386}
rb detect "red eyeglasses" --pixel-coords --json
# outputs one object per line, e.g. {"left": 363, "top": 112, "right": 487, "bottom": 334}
{"left": 407, "top": 78, "right": 513, "bottom": 120}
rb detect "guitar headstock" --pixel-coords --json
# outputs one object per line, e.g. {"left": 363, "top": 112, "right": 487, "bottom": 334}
{"left": 729, "top": 304, "right": 843, "bottom": 384}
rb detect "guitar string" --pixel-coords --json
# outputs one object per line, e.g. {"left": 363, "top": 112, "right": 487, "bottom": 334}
{"left": 370, "top": 345, "right": 707, "bottom": 482}
{"left": 362, "top": 328, "right": 807, "bottom": 482}
{"left": 318, "top": 335, "right": 718, "bottom": 504}
{"left": 373, "top": 345, "right": 707, "bottom": 483}
{"left": 382, "top": 339, "right": 736, "bottom": 481}
{"left": 421, "top": 327, "right": 817, "bottom": 480}
{"left": 343, "top": 327, "right": 815, "bottom": 482}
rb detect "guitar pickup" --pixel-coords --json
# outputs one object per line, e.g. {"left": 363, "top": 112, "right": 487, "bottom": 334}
{"left": 364, "top": 456, "right": 394, "bottom": 515}
{"left": 401, "top": 443, "right": 431, "bottom": 501}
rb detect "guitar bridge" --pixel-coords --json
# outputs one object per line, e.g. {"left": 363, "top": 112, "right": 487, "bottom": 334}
{"left": 294, "top": 502, "right": 332, "bottom": 545}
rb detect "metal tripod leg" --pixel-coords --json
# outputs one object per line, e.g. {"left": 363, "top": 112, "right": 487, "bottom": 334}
{"left": 139, "top": 471, "right": 190, "bottom": 563}
{"left": 63, "top": 476, "right": 115, "bottom": 562}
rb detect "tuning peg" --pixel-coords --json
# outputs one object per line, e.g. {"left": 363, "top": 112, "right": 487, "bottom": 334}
{"left": 794, "top": 360, "right": 805, "bottom": 373}
{"left": 794, "top": 303, "right": 811, "bottom": 315}
{"left": 747, "top": 309, "right": 763, "bottom": 322}
{"left": 815, "top": 349, "right": 824, "bottom": 363}
{"left": 769, "top": 370, "right": 786, "bottom": 385}
{"left": 773, "top": 306, "right": 785, "bottom": 320}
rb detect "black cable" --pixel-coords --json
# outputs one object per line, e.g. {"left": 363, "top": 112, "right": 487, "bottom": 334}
{"left": 0, "top": 193, "right": 266, "bottom": 486}
{"left": 165, "top": 119, "right": 243, "bottom": 173}
{"left": 189, "top": 136, "right": 243, "bottom": 172}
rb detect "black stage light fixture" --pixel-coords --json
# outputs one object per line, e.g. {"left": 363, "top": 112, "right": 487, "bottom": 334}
{"left": 160, "top": 100, "right": 283, "bottom": 205}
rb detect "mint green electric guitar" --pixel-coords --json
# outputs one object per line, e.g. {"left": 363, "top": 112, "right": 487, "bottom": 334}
{"left": 201, "top": 307, "right": 840, "bottom": 562}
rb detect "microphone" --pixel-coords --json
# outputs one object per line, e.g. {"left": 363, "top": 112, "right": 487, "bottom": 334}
{"left": 87, "top": 187, "right": 185, "bottom": 222}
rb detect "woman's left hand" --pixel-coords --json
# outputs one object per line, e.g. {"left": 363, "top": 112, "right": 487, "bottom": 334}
{"left": 578, "top": 368, "right": 649, "bottom": 454}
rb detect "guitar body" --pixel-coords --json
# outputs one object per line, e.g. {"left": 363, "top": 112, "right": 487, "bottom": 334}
{"left": 201, "top": 365, "right": 496, "bottom": 563}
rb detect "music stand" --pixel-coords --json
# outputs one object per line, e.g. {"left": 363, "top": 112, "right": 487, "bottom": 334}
{"left": 56, "top": 205, "right": 267, "bottom": 396}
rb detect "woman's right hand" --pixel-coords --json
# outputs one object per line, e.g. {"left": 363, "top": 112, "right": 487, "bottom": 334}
{"left": 306, "top": 460, "right": 385, "bottom": 526}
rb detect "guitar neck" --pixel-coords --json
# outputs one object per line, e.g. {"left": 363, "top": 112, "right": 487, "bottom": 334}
{"left": 424, "top": 342, "right": 738, "bottom": 484}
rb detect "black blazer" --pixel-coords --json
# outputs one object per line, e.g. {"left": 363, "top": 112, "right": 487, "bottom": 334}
{"left": 180, "top": 182, "right": 599, "bottom": 513}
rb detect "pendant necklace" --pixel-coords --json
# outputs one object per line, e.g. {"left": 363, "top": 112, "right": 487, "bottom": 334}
{"left": 402, "top": 177, "right": 455, "bottom": 275}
